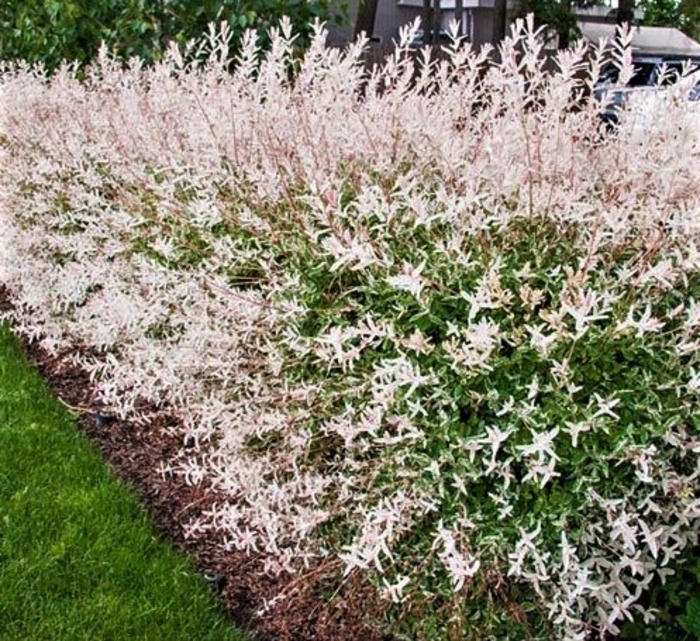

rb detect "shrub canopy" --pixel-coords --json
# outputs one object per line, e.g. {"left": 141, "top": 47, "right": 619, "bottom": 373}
{"left": 2, "top": 18, "right": 700, "bottom": 640}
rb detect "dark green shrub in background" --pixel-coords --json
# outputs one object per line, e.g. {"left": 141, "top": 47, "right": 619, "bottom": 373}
{"left": 0, "top": 0, "right": 346, "bottom": 69}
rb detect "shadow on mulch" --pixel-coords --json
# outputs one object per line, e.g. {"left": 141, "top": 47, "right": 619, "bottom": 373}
{"left": 0, "top": 286, "right": 392, "bottom": 641}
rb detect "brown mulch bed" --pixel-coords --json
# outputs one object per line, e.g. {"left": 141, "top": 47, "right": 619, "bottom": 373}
{"left": 0, "top": 286, "right": 391, "bottom": 641}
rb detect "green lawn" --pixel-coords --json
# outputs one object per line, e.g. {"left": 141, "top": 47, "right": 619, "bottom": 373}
{"left": 0, "top": 323, "right": 247, "bottom": 641}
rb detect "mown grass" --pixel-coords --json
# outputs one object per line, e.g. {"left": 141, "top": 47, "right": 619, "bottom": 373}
{"left": 0, "top": 323, "right": 247, "bottom": 641}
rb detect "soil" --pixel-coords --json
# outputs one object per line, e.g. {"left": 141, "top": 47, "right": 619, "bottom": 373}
{"left": 0, "top": 286, "right": 390, "bottom": 641}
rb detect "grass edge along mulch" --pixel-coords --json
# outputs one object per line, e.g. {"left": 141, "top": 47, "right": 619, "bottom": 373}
{"left": 0, "top": 284, "right": 391, "bottom": 641}
{"left": 0, "top": 321, "right": 249, "bottom": 641}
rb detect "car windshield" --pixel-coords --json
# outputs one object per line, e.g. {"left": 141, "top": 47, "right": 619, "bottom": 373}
{"left": 599, "top": 61, "right": 700, "bottom": 88}
{"left": 630, "top": 62, "right": 657, "bottom": 86}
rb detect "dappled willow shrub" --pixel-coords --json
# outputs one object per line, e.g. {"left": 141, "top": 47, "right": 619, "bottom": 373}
{"left": 3, "top": 17, "right": 700, "bottom": 639}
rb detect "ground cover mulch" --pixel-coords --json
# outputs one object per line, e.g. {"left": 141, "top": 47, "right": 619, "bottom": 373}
{"left": 0, "top": 286, "right": 390, "bottom": 641}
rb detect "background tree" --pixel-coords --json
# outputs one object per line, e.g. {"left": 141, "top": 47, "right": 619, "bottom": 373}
{"left": 354, "top": 0, "right": 378, "bottom": 40}
{"left": 455, "top": 0, "right": 464, "bottom": 37}
{"left": 616, "top": 0, "right": 635, "bottom": 23}
{"left": 679, "top": 0, "right": 700, "bottom": 39}
{"left": 432, "top": 0, "right": 442, "bottom": 43}
{"left": 640, "top": 0, "right": 700, "bottom": 40}
{"left": 512, "top": 0, "right": 579, "bottom": 48}
{"left": 420, "top": 0, "right": 443, "bottom": 45}
{"left": 493, "top": 0, "right": 508, "bottom": 44}
{"left": 639, "top": 0, "right": 679, "bottom": 24}
{"left": 422, "top": 0, "right": 433, "bottom": 45}
{"left": 0, "top": 0, "right": 345, "bottom": 70}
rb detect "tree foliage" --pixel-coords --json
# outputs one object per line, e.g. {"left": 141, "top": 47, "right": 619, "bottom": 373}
{"left": 0, "top": 0, "right": 345, "bottom": 69}
{"left": 640, "top": 0, "right": 686, "bottom": 27}
{"left": 641, "top": 0, "right": 700, "bottom": 40}
{"left": 682, "top": 0, "right": 700, "bottom": 40}
{"left": 512, "top": 0, "right": 580, "bottom": 48}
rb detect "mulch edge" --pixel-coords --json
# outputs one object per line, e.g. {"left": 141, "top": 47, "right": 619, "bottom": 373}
{"left": 0, "top": 285, "right": 390, "bottom": 641}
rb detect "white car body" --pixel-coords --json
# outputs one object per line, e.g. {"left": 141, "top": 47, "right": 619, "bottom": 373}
{"left": 622, "top": 68, "right": 700, "bottom": 136}
{"left": 594, "top": 59, "right": 700, "bottom": 128}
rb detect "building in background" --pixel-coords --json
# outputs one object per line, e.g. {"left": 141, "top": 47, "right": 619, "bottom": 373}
{"left": 327, "top": 0, "right": 511, "bottom": 50}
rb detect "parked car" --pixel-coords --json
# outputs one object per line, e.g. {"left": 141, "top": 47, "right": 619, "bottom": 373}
{"left": 595, "top": 57, "right": 700, "bottom": 126}
{"left": 622, "top": 67, "right": 700, "bottom": 136}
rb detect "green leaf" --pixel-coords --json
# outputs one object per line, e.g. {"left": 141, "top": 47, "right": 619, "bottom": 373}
{"left": 681, "top": 596, "right": 700, "bottom": 637}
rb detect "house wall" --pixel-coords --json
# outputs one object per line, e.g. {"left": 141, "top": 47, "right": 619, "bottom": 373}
{"left": 374, "top": 2, "right": 421, "bottom": 45}
{"left": 372, "top": 3, "right": 497, "bottom": 49}
{"left": 326, "top": 0, "right": 506, "bottom": 52}
{"left": 324, "top": 0, "right": 359, "bottom": 46}
{"left": 467, "top": 9, "right": 496, "bottom": 49}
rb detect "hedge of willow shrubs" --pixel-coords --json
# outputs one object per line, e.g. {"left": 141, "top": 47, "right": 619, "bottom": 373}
{"left": 2, "top": 17, "right": 700, "bottom": 639}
